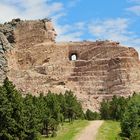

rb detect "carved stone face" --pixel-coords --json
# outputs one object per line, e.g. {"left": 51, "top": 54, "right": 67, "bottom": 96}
{"left": 45, "top": 21, "right": 57, "bottom": 41}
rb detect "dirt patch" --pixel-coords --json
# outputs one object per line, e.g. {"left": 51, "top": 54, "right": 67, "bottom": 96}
{"left": 74, "top": 120, "right": 104, "bottom": 140}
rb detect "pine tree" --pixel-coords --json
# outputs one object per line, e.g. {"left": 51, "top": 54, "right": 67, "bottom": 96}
{"left": 0, "top": 78, "right": 25, "bottom": 139}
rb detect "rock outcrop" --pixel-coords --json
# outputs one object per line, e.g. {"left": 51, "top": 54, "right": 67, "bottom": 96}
{"left": 0, "top": 19, "right": 140, "bottom": 110}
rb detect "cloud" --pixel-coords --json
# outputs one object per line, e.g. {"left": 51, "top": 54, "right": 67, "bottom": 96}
{"left": 55, "top": 22, "right": 85, "bottom": 41}
{"left": 126, "top": 0, "right": 140, "bottom": 16}
{"left": 67, "top": 0, "right": 81, "bottom": 8}
{"left": 88, "top": 18, "right": 140, "bottom": 55}
{"left": 0, "top": 0, "right": 64, "bottom": 23}
{"left": 128, "top": 0, "right": 140, "bottom": 3}
{"left": 126, "top": 5, "right": 140, "bottom": 16}
{"left": 56, "top": 31, "right": 83, "bottom": 42}
{"left": 88, "top": 18, "right": 131, "bottom": 42}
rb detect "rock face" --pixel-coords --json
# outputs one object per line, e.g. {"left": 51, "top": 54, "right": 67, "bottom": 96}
{"left": 1, "top": 19, "right": 140, "bottom": 110}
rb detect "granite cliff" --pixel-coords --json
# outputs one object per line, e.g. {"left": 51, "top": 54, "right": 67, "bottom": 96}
{"left": 0, "top": 19, "right": 140, "bottom": 110}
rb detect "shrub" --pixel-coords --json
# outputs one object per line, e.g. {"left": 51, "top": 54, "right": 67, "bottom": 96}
{"left": 130, "top": 128, "right": 140, "bottom": 140}
{"left": 85, "top": 109, "right": 100, "bottom": 120}
{"left": 121, "top": 94, "right": 140, "bottom": 138}
{"left": 100, "top": 96, "right": 127, "bottom": 120}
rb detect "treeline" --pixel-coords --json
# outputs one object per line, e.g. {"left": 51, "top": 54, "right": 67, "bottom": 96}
{"left": 99, "top": 94, "right": 140, "bottom": 140}
{"left": 0, "top": 78, "right": 84, "bottom": 140}
{"left": 100, "top": 95, "right": 128, "bottom": 120}
{"left": 1, "top": 78, "right": 140, "bottom": 140}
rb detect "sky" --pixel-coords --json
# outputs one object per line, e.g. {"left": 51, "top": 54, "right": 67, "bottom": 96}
{"left": 0, "top": 0, "right": 140, "bottom": 54}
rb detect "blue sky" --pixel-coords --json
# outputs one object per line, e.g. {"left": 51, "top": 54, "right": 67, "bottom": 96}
{"left": 0, "top": 0, "right": 140, "bottom": 54}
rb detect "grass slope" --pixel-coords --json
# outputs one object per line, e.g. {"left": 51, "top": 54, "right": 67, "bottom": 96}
{"left": 96, "top": 121, "right": 122, "bottom": 140}
{"left": 41, "top": 120, "right": 89, "bottom": 140}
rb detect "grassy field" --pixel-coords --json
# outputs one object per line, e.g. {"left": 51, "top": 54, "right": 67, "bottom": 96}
{"left": 41, "top": 120, "right": 89, "bottom": 140}
{"left": 96, "top": 121, "right": 122, "bottom": 140}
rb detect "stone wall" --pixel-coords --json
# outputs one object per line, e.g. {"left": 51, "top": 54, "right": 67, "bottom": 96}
{"left": 0, "top": 19, "right": 140, "bottom": 110}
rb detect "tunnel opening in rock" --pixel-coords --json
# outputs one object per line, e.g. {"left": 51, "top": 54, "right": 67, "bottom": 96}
{"left": 70, "top": 53, "right": 78, "bottom": 61}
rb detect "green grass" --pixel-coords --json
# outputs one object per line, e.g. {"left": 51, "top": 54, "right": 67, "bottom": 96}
{"left": 96, "top": 121, "right": 122, "bottom": 140}
{"left": 41, "top": 120, "right": 89, "bottom": 140}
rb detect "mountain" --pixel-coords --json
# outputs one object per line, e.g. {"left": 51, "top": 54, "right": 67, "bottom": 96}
{"left": 0, "top": 19, "right": 140, "bottom": 110}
